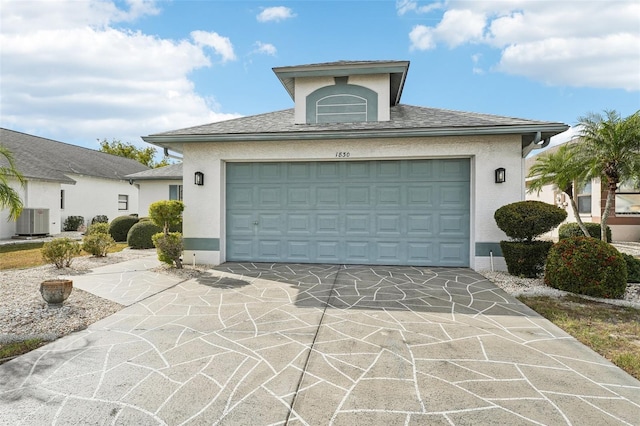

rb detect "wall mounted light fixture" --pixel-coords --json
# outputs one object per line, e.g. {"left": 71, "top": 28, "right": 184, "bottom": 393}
{"left": 194, "top": 171, "right": 204, "bottom": 186}
{"left": 495, "top": 167, "right": 506, "bottom": 184}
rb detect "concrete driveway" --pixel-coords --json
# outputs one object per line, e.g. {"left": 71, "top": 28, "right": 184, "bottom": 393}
{"left": 1, "top": 262, "right": 639, "bottom": 425}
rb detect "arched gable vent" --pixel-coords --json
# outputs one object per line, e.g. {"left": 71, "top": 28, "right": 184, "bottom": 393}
{"left": 306, "top": 81, "right": 378, "bottom": 124}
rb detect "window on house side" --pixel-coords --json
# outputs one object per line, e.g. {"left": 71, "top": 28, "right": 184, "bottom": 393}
{"left": 577, "top": 182, "right": 591, "bottom": 214}
{"left": 615, "top": 181, "right": 640, "bottom": 215}
{"left": 169, "top": 185, "right": 183, "bottom": 201}
{"left": 118, "top": 194, "right": 129, "bottom": 211}
{"left": 60, "top": 190, "right": 65, "bottom": 210}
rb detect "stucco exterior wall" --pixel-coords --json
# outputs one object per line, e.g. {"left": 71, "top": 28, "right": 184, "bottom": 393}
{"left": 0, "top": 179, "right": 62, "bottom": 238}
{"left": 136, "top": 180, "right": 182, "bottom": 217}
{"left": 180, "top": 134, "right": 523, "bottom": 270}
{"left": 61, "top": 175, "right": 139, "bottom": 228}
{"left": 293, "top": 74, "right": 391, "bottom": 124}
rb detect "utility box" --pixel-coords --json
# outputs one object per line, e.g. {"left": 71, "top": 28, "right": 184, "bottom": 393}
{"left": 16, "top": 208, "right": 50, "bottom": 236}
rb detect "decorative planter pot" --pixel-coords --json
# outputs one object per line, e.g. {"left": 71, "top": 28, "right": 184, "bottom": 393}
{"left": 40, "top": 279, "right": 73, "bottom": 305}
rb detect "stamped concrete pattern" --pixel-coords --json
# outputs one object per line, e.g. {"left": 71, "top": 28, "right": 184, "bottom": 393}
{"left": 1, "top": 262, "right": 639, "bottom": 425}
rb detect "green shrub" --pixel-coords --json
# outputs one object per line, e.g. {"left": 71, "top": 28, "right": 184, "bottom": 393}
{"left": 500, "top": 240, "right": 554, "bottom": 278}
{"left": 149, "top": 200, "right": 184, "bottom": 234}
{"left": 41, "top": 238, "right": 81, "bottom": 268}
{"left": 152, "top": 232, "right": 184, "bottom": 268}
{"left": 82, "top": 233, "right": 115, "bottom": 257}
{"left": 127, "top": 221, "right": 162, "bottom": 249}
{"left": 558, "top": 222, "right": 612, "bottom": 241}
{"left": 494, "top": 201, "right": 567, "bottom": 241}
{"left": 545, "top": 237, "right": 627, "bottom": 299}
{"left": 85, "top": 222, "right": 110, "bottom": 236}
{"left": 63, "top": 216, "right": 85, "bottom": 231}
{"left": 109, "top": 215, "right": 139, "bottom": 242}
{"left": 91, "top": 215, "right": 109, "bottom": 224}
{"left": 622, "top": 253, "right": 640, "bottom": 283}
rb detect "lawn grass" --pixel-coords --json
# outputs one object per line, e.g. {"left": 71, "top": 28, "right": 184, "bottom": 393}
{"left": 0, "top": 339, "right": 47, "bottom": 364}
{"left": 518, "top": 295, "right": 640, "bottom": 380}
{"left": 0, "top": 242, "right": 128, "bottom": 270}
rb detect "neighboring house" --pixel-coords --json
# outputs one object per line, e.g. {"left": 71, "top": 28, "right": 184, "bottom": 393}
{"left": 125, "top": 163, "right": 183, "bottom": 216}
{"left": 0, "top": 128, "right": 148, "bottom": 239}
{"left": 143, "top": 60, "right": 569, "bottom": 270}
{"left": 526, "top": 140, "right": 640, "bottom": 241}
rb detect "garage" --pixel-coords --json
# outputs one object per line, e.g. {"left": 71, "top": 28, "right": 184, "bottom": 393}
{"left": 226, "top": 158, "right": 470, "bottom": 266}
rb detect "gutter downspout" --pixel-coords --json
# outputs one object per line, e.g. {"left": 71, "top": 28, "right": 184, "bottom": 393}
{"left": 522, "top": 131, "right": 550, "bottom": 158}
{"left": 164, "top": 147, "right": 183, "bottom": 161}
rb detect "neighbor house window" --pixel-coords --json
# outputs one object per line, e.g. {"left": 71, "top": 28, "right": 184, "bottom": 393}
{"left": 118, "top": 194, "right": 128, "bottom": 211}
{"left": 60, "top": 190, "right": 65, "bottom": 210}
{"left": 169, "top": 185, "right": 183, "bottom": 201}
{"left": 615, "top": 181, "right": 640, "bottom": 215}
{"left": 577, "top": 181, "right": 591, "bottom": 214}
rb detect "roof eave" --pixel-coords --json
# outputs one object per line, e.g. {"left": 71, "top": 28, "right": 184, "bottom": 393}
{"left": 143, "top": 123, "right": 570, "bottom": 154}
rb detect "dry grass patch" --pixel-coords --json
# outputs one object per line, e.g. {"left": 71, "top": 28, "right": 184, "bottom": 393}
{"left": 519, "top": 295, "right": 640, "bottom": 380}
{"left": 0, "top": 243, "right": 128, "bottom": 270}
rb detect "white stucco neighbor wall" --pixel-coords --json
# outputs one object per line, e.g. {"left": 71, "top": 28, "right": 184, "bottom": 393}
{"left": 293, "top": 74, "right": 391, "bottom": 124}
{"left": 0, "top": 179, "right": 62, "bottom": 238}
{"left": 61, "top": 175, "right": 139, "bottom": 228}
{"left": 181, "top": 134, "right": 523, "bottom": 271}
{"left": 136, "top": 180, "right": 182, "bottom": 217}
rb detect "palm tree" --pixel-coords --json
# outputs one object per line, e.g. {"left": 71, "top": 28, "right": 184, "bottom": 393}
{"left": 527, "top": 142, "right": 591, "bottom": 236}
{"left": 578, "top": 110, "right": 640, "bottom": 242}
{"left": 0, "top": 144, "right": 25, "bottom": 220}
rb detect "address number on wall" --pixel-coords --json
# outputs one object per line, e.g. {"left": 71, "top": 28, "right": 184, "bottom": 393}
{"left": 335, "top": 152, "right": 351, "bottom": 158}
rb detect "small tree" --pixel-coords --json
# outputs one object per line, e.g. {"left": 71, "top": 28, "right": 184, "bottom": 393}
{"left": 98, "top": 138, "right": 171, "bottom": 168}
{"left": 577, "top": 110, "right": 640, "bottom": 242}
{"left": 149, "top": 200, "right": 184, "bottom": 268}
{"left": 527, "top": 143, "right": 591, "bottom": 237}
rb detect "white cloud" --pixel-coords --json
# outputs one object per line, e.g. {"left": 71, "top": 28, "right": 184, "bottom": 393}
{"left": 397, "top": 0, "right": 443, "bottom": 16}
{"left": 191, "top": 30, "right": 237, "bottom": 63}
{"left": 253, "top": 41, "right": 277, "bottom": 56}
{"left": 0, "top": 0, "right": 241, "bottom": 146}
{"left": 406, "top": 0, "right": 640, "bottom": 91}
{"left": 257, "top": 6, "right": 295, "bottom": 23}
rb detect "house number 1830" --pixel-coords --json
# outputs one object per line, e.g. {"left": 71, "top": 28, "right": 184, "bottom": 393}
{"left": 335, "top": 152, "right": 351, "bottom": 158}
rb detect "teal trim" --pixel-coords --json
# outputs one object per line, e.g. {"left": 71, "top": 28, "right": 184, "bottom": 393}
{"left": 306, "top": 84, "right": 378, "bottom": 124}
{"left": 184, "top": 238, "right": 220, "bottom": 251}
{"left": 475, "top": 242, "right": 503, "bottom": 256}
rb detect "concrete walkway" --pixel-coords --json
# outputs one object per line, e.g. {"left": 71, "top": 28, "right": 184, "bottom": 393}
{"left": 1, "top": 260, "right": 639, "bottom": 425}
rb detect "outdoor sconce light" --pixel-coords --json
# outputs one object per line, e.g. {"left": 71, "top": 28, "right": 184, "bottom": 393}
{"left": 194, "top": 171, "right": 204, "bottom": 186}
{"left": 495, "top": 167, "right": 506, "bottom": 184}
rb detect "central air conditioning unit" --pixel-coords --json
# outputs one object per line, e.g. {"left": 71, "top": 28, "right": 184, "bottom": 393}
{"left": 16, "top": 208, "right": 50, "bottom": 236}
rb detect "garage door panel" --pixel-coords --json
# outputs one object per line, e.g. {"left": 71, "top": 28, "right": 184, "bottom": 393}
{"left": 226, "top": 159, "right": 469, "bottom": 266}
{"left": 317, "top": 215, "right": 340, "bottom": 234}
{"left": 227, "top": 213, "right": 254, "bottom": 233}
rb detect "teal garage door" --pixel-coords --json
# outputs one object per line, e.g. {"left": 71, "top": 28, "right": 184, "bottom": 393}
{"left": 226, "top": 159, "right": 470, "bottom": 266}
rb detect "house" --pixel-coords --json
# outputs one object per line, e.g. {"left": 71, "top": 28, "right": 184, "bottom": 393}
{"left": 0, "top": 128, "right": 148, "bottom": 239}
{"left": 125, "top": 163, "right": 183, "bottom": 217}
{"left": 142, "top": 60, "right": 569, "bottom": 270}
{"left": 526, "top": 140, "right": 640, "bottom": 241}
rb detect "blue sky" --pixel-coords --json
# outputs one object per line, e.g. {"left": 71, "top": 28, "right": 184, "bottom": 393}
{"left": 1, "top": 0, "right": 639, "bottom": 153}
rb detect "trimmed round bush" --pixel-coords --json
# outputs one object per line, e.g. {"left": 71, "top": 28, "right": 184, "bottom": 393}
{"left": 82, "top": 233, "right": 115, "bottom": 257}
{"left": 109, "top": 215, "right": 139, "bottom": 242}
{"left": 495, "top": 201, "right": 567, "bottom": 241}
{"left": 63, "top": 216, "right": 85, "bottom": 231}
{"left": 500, "top": 240, "right": 554, "bottom": 278}
{"left": 545, "top": 237, "right": 627, "bottom": 299}
{"left": 558, "top": 222, "right": 612, "bottom": 241}
{"left": 91, "top": 215, "right": 109, "bottom": 224}
{"left": 85, "top": 222, "right": 109, "bottom": 236}
{"left": 127, "top": 221, "right": 162, "bottom": 249}
{"left": 622, "top": 253, "right": 640, "bottom": 283}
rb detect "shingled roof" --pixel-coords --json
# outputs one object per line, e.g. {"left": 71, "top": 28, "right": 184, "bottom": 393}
{"left": 143, "top": 105, "right": 569, "bottom": 155}
{"left": 126, "top": 162, "right": 182, "bottom": 180}
{"left": 0, "top": 128, "right": 149, "bottom": 184}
